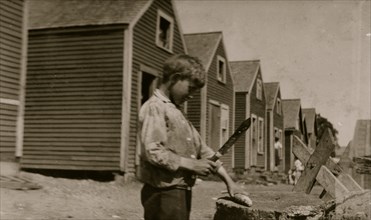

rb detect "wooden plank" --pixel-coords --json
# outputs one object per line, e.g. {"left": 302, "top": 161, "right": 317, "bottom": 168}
{"left": 338, "top": 174, "right": 363, "bottom": 192}
{"left": 293, "top": 135, "right": 342, "bottom": 175}
{"left": 293, "top": 128, "right": 336, "bottom": 194}
{"left": 316, "top": 165, "right": 350, "bottom": 202}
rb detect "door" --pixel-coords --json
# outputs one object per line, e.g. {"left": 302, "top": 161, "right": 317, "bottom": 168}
{"left": 141, "top": 72, "right": 158, "bottom": 105}
{"left": 208, "top": 103, "right": 221, "bottom": 151}
{"left": 251, "top": 115, "right": 258, "bottom": 166}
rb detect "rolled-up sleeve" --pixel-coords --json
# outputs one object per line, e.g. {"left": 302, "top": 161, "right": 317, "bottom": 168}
{"left": 140, "top": 103, "right": 181, "bottom": 171}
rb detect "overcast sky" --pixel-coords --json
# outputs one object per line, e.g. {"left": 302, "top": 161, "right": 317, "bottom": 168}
{"left": 175, "top": 0, "right": 371, "bottom": 146}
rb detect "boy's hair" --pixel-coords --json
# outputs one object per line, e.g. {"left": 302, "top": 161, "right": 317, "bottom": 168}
{"left": 162, "top": 54, "right": 206, "bottom": 88}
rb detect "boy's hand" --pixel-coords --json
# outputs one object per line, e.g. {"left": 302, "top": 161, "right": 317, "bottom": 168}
{"left": 180, "top": 158, "right": 217, "bottom": 176}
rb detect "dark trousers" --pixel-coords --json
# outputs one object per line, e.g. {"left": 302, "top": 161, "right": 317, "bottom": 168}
{"left": 141, "top": 184, "right": 192, "bottom": 220}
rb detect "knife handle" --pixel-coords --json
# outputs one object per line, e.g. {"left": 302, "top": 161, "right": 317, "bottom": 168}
{"left": 209, "top": 152, "right": 222, "bottom": 162}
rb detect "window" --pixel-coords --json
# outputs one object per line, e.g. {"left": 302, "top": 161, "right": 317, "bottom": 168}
{"left": 217, "top": 56, "right": 226, "bottom": 83}
{"left": 276, "top": 98, "right": 281, "bottom": 115}
{"left": 258, "top": 118, "right": 264, "bottom": 153}
{"left": 156, "top": 10, "right": 174, "bottom": 51}
{"left": 256, "top": 78, "right": 262, "bottom": 100}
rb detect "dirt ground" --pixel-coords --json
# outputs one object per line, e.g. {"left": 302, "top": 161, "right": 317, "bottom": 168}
{"left": 0, "top": 171, "right": 349, "bottom": 220}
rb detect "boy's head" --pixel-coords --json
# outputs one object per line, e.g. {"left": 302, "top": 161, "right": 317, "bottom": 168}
{"left": 162, "top": 54, "right": 206, "bottom": 89}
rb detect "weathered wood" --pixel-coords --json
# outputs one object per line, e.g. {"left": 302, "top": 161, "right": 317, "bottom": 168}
{"left": 353, "top": 156, "right": 371, "bottom": 174}
{"left": 316, "top": 165, "right": 350, "bottom": 202}
{"left": 293, "top": 136, "right": 342, "bottom": 175}
{"left": 337, "top": 174, "right": 363, "bottom": 192}
{"left": 293, "top": 133, "right": 364, "bottom": 200}
{"left": 293, "top": 128, "right": 336, "bottom": 194}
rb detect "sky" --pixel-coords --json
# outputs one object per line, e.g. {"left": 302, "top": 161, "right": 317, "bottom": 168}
{"left": 174, "top": 0, "right": 371, "bottom": 147}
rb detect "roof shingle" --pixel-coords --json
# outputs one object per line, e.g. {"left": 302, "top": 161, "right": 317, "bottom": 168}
{"left": 28, "top": 0, "right": 150, "bottom": 29}
{"left": 230, "top": 60, "right": 260, "bottom": 92}
{"left": 183, "top": 32, "right": 222, "bottom": 71}
{"left": 264, "top": 82, "right": 279, "bottom": 110}
{"left": 282, "top": 99, "right": 301, "bottom": 129}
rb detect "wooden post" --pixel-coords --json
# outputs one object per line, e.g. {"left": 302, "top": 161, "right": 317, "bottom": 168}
{"left": 293, "top": 128, "right": 335, "bottom": 194}
{"left": 292, "top": 132, "right": 363, "bottom": 200}
{"left": 316, "top": 165, "right": 350, "bottom": 202}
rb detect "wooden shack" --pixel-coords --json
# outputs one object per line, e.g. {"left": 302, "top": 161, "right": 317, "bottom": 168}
{"left": 264, "top": 82, "right": 284, "bottom": 172}
{"left": 230, "top": 60, "right": 267, "bottom": 170}
{"left": 23, "top": 0, "right": 186, "bottom": 174}
{"left": 0, "top": 0, "right": 27, "bottom": 174}
{"left": 184, "top": 32, "right": 235, "bottom": 170}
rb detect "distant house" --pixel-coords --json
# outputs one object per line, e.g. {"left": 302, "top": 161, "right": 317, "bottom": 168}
{"left": 230, "top": 60, "right": 266, "bottom": 170}
{"left": 302, "top": 108, "right": 318, "bottom": 149}
{"left": 184, "top": 32, "right": 235, "bottom": 170}
{"left": 343, "top": 120, "right": 371, "bottom": 189}
{"left": 0, "top": 0, "right": 27, "bottom": 174}
{"left": 264, "top": 82, "right": 284, "bottom": 171}
{"left": 24, "top": 0, "right": 186, "bottom": 174}
{"left": 282, "top": 99, "right": 305, "bottom": 172}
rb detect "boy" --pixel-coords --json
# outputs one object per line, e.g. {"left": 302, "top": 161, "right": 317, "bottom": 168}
{"left": 138, "top": 54, "right": 250, "bottom": 220}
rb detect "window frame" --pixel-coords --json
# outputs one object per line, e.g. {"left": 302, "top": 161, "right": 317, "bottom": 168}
{"left": 216, "top": 55, "right": 227, "bottom": 84}
{"left": 155, "top": 9, "right": 174, "bottom": 52}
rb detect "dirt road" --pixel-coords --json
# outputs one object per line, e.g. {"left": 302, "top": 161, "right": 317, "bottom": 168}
{"left": 0, "top": 171, "right": 322, "bottom": 220}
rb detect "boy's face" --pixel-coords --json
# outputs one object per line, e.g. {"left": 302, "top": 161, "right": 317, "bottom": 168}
{"left": 169, "top": 79, "right": 199, "bottom": 106}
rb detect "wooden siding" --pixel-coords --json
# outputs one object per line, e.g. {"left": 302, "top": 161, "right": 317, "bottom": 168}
{"left": 234, "top": 93, "right": 246, "bottom": 169}
{"left": 249, "top": 71, "right": 266, "bottom": 168}
{"left": 22, "top": 25, "right": 124, "bottom": 170}
{"left": 187, "top": 90, "right": 201, "bottom": 131}
{"left": 272, "top": 90, "right": 284, "bottom": 171}
{"left": 0, "top": 103, "right": 17, "bottom": 161}
{"left": 206, "top": 42, "right": 234, "bottom": 171}
{"left": 130, "top": 0, "right": 185, "bottom": 173}
{"left": 0, "top": 0, "right": 24, "bottom": 162}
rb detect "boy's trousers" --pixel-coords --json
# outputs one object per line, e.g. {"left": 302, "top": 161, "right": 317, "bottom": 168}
{"left": 141, "top": 184, "right": 192, "bottom": 220}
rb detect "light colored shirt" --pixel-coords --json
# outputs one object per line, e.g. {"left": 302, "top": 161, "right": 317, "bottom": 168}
{"left": 294, "top": 159, "right": 304, "bottom": 171}
{"left": 274, "top": 141, "right": 283, "bottom": 159}
{"left": 138, "top": 89, "right": 218, "bottom": 188}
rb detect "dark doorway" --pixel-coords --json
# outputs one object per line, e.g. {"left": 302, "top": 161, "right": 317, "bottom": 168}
{"left": 141, "top": 72, "right": 157, "bottom": 105}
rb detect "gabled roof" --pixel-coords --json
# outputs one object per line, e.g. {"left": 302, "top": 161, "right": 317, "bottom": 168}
{"left": 264, "top": 82, "right": 279, "bottom": 110}
{"left": 230, "top": 60, "right": 260, "bottom": 92}
{"left": 302, "top": 108, "right": 316, "bottom": 134}
{"left": 183, "top": 32, "right": 222, "bottom": 72}
{"left": 282, "top": 99, "right": 301, "bottom": 129}
{"left": 28, "top": 0, "right": 151, "bottom": 29}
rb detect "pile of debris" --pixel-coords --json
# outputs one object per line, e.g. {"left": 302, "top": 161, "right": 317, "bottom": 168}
{"left": 231, "top": 168, "right": 288, "bottom": 186}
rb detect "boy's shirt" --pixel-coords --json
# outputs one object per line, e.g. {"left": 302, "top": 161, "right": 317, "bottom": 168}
{"left": 138, "top": 89, "right": 218, "bottom": 188}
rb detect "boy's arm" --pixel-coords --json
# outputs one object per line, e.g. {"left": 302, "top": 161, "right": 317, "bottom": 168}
{"left": 215, "top": 166, "right": 241, "bottom": 196}
{"left": 216, "top": 166, "right": 253, "bottom": 207}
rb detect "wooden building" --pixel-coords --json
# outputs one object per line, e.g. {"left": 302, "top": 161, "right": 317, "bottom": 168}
{"left": 183, "top": 32, "right": 235, "bottom": 170}
{"left": 349, "top": 120, "right": 371, "bottom": 189}
{"left": 0, "top": 0, "right": 28, "bottom": 174}
{"left": 230, "top": 60, "right": 267, "bottom": 170}
{"left": 282, "top": 99, "right": 305, "bottom": 172}
{"left": 24, "top": 0, "right": 186, "bottom": 174}
{"left": 264, "top": 82, "right": 284, "bottom": 172}
{"left": 302, "top": 108, "right": 318, "bottom": 149}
